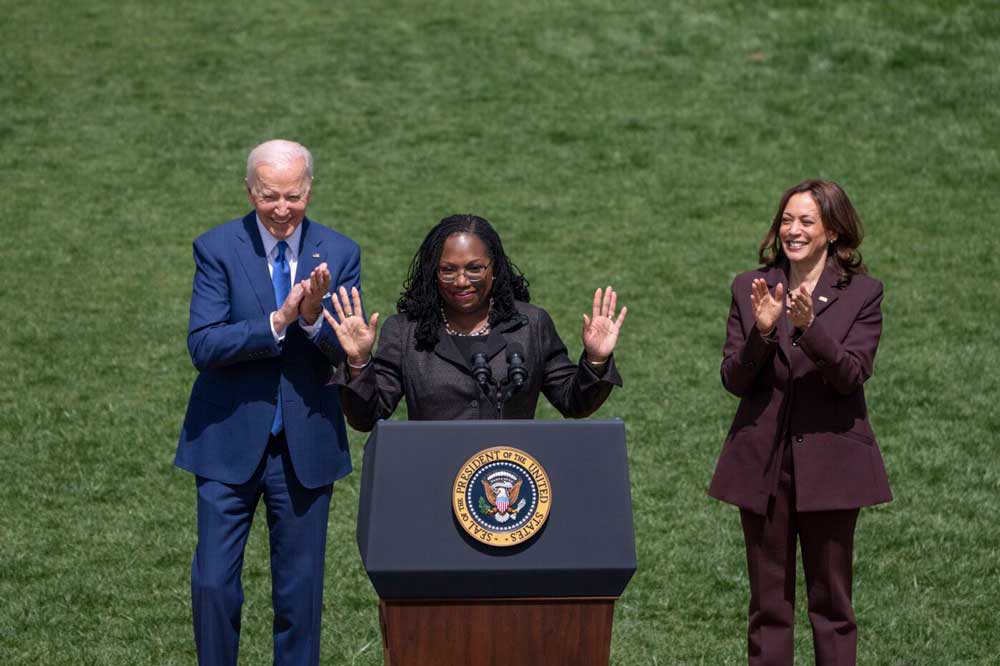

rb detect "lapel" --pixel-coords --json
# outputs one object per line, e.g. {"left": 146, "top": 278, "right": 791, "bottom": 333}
{"left": 235, "top": 213, "right": 278, "bottom": 313}
{"left": 434, "top": 328, "right": 469, "bottom": 370}
{"left": 810, "top": 259, "right": 841, "bottom": 318}
{"left": 482, "top": 325, "right": 510, "bottom": 361}
{"left": 764, "top": 262, "right": 792, "bottom": 363}
{"left": 294, "top": 217, "right": 326, "bottom": 284}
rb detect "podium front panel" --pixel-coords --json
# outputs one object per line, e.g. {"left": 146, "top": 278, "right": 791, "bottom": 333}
{"left": 357, "top": 419, "right": 636, "bottom": 599}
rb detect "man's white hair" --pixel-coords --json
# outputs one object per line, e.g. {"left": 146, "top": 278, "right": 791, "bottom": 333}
{"left": 246, "top": 139, "right": 314, "bottom": 190}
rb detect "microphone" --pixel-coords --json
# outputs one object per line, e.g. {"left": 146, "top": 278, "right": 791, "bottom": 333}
{"left": 506, "top": 343, "right": 528, "bottom": 389}
{"left": 471, "top": 352, "right": 492, "bottom": 387}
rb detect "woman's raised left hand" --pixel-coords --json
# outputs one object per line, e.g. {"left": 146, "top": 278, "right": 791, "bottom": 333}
{"left": 581, "top": 286, "right": 627, "bottom": 364}
{"left": 787, "top": 285, "right": 814, "bottom": 330}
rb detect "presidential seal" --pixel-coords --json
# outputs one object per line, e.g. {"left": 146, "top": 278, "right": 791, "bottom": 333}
{"left": 452, "top": 446, "right": 552, "bottom": 547}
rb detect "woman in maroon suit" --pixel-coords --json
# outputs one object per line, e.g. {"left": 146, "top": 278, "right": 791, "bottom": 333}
{"left": 709, "top": 180, "right": 892, "bottom": 666}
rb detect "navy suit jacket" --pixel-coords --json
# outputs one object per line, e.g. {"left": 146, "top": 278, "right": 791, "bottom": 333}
{"left": 175, "top": 212, "right": 359, "bottom": 488}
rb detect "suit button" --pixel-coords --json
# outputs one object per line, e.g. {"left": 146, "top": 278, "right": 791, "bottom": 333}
{"left": 792, "top": 341, "right": 798, "bottom": 347}
{"left": 795, "top": 435, "right": 804, "bottom": 443}
{"left": 470, "top": 400, "right": 478, "bottom": 407}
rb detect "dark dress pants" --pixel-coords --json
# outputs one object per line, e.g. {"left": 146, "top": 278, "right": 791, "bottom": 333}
{"left": 739, "top": 461, "right": 860, "bottom": 666}
{"left": 191, "top": 434, "right": 333, "bottom": 666}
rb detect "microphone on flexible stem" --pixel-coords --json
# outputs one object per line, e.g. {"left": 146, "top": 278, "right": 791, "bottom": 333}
{"left": 497, "top": 344, "right": 529, "bottom": 419}
{"left": 506, "top": 343, "right": 528, "bottom": 389}
{"left": 471, "top": 352, "right": 492, "bottom": 388}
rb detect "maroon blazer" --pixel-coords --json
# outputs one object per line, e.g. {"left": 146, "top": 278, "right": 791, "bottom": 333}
{"left": 709, "top": 260, "right": 892, "bottom": 515}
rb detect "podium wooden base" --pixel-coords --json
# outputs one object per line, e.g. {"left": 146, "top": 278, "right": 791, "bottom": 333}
{"left": 378, "top": 597, "right": 616, "bottom": 666}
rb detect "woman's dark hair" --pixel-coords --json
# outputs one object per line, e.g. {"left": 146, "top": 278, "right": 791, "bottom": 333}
{"left": 398, "top": 214, "right": 530, "bottom": 351}
{"left": 758, "top": 179, "right": 867, "bottom": 286}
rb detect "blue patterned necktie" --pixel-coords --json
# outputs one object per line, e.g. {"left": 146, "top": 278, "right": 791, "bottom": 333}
{"left": 270, "top": 240, "right": 290, "bottom": 435}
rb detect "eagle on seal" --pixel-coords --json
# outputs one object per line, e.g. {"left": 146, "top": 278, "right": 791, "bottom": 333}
{"left": 481, "top": 478, "right": 523, "bottom": 518}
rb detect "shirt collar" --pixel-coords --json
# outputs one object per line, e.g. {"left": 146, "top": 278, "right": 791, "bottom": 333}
{"left": 255, "top": 214, "right": 303, "bottom": 261}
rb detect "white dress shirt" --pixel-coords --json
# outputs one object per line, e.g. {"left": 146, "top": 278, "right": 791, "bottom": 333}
{"left": 256, "top": 216, "right": 323, "bottom": 343}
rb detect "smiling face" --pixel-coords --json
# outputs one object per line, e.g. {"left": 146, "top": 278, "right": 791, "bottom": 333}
{"left": 246, "top": 158, "right": 312, "bottom": 241}
{"left": 779, "top": 192, "right": 836, "bottom": 268}
{"left": 437, "top": 232, "right": 494, "bottom": 317}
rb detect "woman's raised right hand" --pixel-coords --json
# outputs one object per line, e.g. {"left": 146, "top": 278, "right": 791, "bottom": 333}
{"left": 749, "top": 278, "right": 783, "bottom": 335}
{"left": 322, "top": 286, "right": 379, "bottom": 365}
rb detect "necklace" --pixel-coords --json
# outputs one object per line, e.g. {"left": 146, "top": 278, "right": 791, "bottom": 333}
{"left": 441, "top": 299, "right": 493, "bottom": 336}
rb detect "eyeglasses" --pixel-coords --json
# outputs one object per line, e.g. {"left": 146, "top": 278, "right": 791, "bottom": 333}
{"left": 437, "top": 262, "right": 492, "bottom": 284}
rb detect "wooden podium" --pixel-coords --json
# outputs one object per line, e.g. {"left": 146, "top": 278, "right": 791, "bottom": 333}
{"left": 379, "top": 598, "right": 615, "bottom": 666}
{"left": 357, "top": 420, "right": 636, "bottom": 666}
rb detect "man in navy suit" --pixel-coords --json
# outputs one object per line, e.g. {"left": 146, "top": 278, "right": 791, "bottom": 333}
{"left": 176, "top": 139, "right": 359, "bottom": 665}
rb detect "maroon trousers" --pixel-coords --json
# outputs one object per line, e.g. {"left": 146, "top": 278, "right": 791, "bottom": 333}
{"left": 739, "top": 464, "right": 860, "bottom": 666}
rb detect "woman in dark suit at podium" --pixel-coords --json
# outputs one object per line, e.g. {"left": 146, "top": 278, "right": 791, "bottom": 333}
{"left": 708, "top": 180, "right": 892, "bottom": 666}
{"left": 322, "top": 213, "right": 626, "bottom": 430}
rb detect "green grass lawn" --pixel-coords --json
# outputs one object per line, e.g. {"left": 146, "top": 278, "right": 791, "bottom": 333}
{"left": 2, "top": 1, "right": 998, "bottom": 663}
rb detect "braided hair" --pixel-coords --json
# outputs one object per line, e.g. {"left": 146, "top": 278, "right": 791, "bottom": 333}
{"left": 398, "top": 214, "right": 530, "bottom": 351}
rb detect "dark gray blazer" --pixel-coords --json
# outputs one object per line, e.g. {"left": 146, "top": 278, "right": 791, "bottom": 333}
{"left": 335, "top": 302, "right": 622, "bottom": 431}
